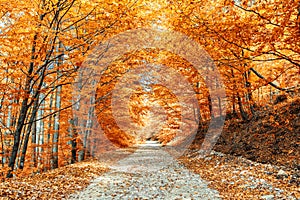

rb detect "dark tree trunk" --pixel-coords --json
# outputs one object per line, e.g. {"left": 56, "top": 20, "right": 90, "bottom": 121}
{"left": 244, "top": 70, "right": 256, "bottom": 115}
{"left": 32, "top": 117, "right": 37, "bottom": 168}
{"left": 7, "top": 100, "right": 30, "bottom": 178}
{"left": 208, "top": 95, "right": 213, "bottom": 119}
{"left": 237, "top": 94, "right": 248, "bottom": 121}
{"left": 19, "top": 94, "right": 40, "bottom": 169}
{"left": 69, "top": 118, "right": 78, "bottom": 164}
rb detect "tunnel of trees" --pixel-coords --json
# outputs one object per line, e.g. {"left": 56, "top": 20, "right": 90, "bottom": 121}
{"left": 0, "top": 0, "right": 299, "bottom": 177}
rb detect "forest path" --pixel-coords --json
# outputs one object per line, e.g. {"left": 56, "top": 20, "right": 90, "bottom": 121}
{"left": 68, "top": 141, "right": 221, "bottom": 199}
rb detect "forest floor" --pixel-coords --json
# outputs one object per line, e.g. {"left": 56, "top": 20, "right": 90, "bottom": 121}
{"left": 0, "top": 160, "right": 109, "bottom": 199}
{"left": 180, "top": 150, "right": 299, "bottom": 199}
{"left": 183, "top": 96, "right": 300, "bottom": 199}
{"left": 0, "top": 97, "right": 299, "bottom": 199}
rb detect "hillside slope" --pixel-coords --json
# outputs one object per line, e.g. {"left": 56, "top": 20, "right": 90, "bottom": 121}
{"left": 192, "top": 97, "right": 300, "bottom": 170}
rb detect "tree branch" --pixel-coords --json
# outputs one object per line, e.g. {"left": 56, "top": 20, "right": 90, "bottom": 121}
{"left": 250, "top": 67, "right": 297, "bottom": 92}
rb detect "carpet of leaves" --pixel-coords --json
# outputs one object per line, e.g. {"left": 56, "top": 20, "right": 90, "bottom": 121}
{"left": 179, "top": 151, "right": 300, "bottom": 199}
{"left": 0, "top": 160, "right": 109, "bottom": 200}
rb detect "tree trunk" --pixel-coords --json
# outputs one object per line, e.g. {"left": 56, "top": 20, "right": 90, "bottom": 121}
{"left": 208, "top": 95, "right": 213, "bottom": 119}
{"left": 19, "top": 94, "right": 40, "bottom": 169}
{"left": 37, "top": 94, "right": 45, "bottom": 170}
{"left": 51, "top": 83, "right": 61, "bottom": 169}
{"left": 31, "top": 117, "right": 37, "bottom": 168}
{"left": 0, "top": 130, "right": 4, "bottom": 167}
{"left": 244, "top": 70, "right": 256, "bottom": 115}
{"left": 46, "top": 92, "right": 54, "bottom": 170}
{"left": 7, "top": 99, "right": 30, "bottom": 177}
{"left": 69, "top": 118, "right": 78, "bottom": 164}
{"left": 232, "top": 94, "right": 237, "bottom": 117}
{"left": 237, "top": 94, "right": 248, "bottom": 121}
{"left": 51, "top": 41, "right": 63, "bottom": 169}
{"left": 218, "top": 97, "right": 222, "bottom": 117}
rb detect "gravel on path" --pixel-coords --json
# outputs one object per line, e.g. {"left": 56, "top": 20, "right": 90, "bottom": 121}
{"left": 68, "top": 141, "right": 220, "bottom": 200}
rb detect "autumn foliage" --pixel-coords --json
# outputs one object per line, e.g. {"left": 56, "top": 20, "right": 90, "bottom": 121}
{"left": 0, "top": 0, "right": 299, "bottom": 179}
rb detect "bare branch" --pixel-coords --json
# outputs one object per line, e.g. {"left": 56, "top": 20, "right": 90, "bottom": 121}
{"left": 250, "top": 67, "right": 297, "bottom": 92}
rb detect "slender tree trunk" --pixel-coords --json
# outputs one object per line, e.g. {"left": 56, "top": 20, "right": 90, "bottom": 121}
{"left": 37, "top": 94, "right": 45, "bottom": 170}
{"left": 270, "top": 86, "right": 273, "bottom": 103}
{"left": 46, "top": 92, "right": 54, "bottom": 170}
{"left": 232, "top": 94, "right": 237, "bottom": 116}
{"left": 19, "top": 95, "right": 40, "bottom": 169}
{"left": 69, "top": 118, "right": 78, "bottom": 164}
{"left": 0, "top": 130, "right": 4, "bottom": 167}
{"left": 230, "top": 69, "right": 238, "bottom": 117}
{"left": 51, "top": 84, "right": 61, "bottom": 169}
{"left": 7, "top": 99, "right": 30, "bottom": 177}
{"left": 237, "top": 93, "right": 248, "bottom": 121}
{"left": 208, "top": 95, "right": 213, "bottom": 119}
{"left": 51, "top": 41, "right": 63, "bottom": 169}
{"left": 218, "top": 97, "right": 222, "bottom": 117}
{"left": 244, "top": 70, "right": 256, "bottom": 115}
{"left": 31, "top": 118, "right": 37, "bottom": 167}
